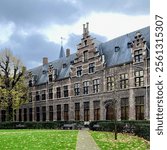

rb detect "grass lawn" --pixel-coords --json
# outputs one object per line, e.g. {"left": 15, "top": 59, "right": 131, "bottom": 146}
{"left": 0, "top": 130, "right": 78, "bottom": 150}
{"left": 90, "top": 131, "right": 150, "bottom": 150}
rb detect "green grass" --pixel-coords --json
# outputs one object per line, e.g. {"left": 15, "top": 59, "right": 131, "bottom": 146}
{"left": 90, "top": 131, "right": 150, "bottom": 150}
{"left": 0, "top": 130, "right": 78, "bottom": 150}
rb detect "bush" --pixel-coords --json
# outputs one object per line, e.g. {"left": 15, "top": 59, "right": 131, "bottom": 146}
{"left": 0, "top": 121, "right": 84, "bottom": 130}
{"left": 89, "top": 120, "right": 150, "bottom": 141}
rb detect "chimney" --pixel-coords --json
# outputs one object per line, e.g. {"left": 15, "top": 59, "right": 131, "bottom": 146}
{"left": 43, "top": 57, "right": 48, "bottom": 65}
{"left": 66, "top": 49, "right": 70, "bottom": 57}
{"left": 83, "top": 24, "right": 85, "bottom": 33}
{"left": 86, "top": 22, "right": 89, "bottom": 32}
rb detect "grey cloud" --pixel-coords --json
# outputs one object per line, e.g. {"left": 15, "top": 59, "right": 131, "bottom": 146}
{"left": 0, "top": 31, "right": 61, "bottom": 69}
{"left": 79, "top": 0, "right": 150, "bottom": 15}
{"left": 0, "top": 31, "right": 107, "bottom": 69}
{"left": 0, "top": 0, "right": 80, "bottom": 27}
{"left": 0, "top": 0, "right": 149, "bottom": 29}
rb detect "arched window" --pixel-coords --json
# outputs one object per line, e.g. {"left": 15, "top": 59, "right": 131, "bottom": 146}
{"left": 106, "top": 104, "right": 115, "bottom": 120}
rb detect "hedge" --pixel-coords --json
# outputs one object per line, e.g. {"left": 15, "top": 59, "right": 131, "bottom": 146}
{"left": 0, "top": 121, "right": 84, "bottom": 129}
{"left": 89, "top": 120, "right": 150, "bottom": 141}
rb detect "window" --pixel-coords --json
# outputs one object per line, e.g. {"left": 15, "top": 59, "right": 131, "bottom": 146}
{"left": 42, "top": 106, "right": 46, "bottom": 121}
{"left": 36, "top": 91, "right": 40, "bottom": 101}
{"left": 84, "top": 40, "right": 87, "bottom": 46}
{"left": 64, "top": 86, "right": 68, "bottom": 97}
{"left": 83, "top": 51, "right": 88, "bottom": 61}
{"left": 134, "top": 49, "right": 142, "bottom": 63}
{"left": 127, "top": 42, "right": 132, "bottom": 48}
{"left": 83, "top": 81, "right": 89, "bottom": 94}
{"left": 49, "top": 74, "right": 53, "bottom": 82}
{"left": 64, "top": 104, "right": 69, "bottom": 121}
{"left": 36, "top": 107, "right": 40, "bottom": 122}
{"left": 41, "top": 90, "right": 46, "bottom": 100}
{"left": 49, "top": 88, "right": 53, "bottom": 99}
{"left": 74, "top": 83, "right": 80, "bottom": 96}
{"left": 93, "top": 79, "right": 100, "bottom": 93}
{"left": 1, "top": 110, "right": 6, "bottom": 122}
{"left": 135, "top": 70, "right": 144, "bottom": 87}
{"left": 63, "top": 63, "right": 67, "bottom": 68}
{"left": 57, "top": 105, "right": 61, "bottom": 121}
{"left": 19, "top": 109, "right": 22, "bottom": 121}
{"left": 29, "top": 108, "right": 32, "bottom": 121}
{"left": 135, "top": 96, "right": 144, "bottom": 120}
{"left": 77, "top": 66, "right": 82, "bottom": 77}
{"left": 94, "top": 101, "right": 100, "bottom": 120}
{"left": 29, "top": 80, "right": 32, "bottom": 87}
{"left": 121, "top": 98, "right": 129, "bottom": 120}
{"left": 84, "top": 102, "right": 89, "bottom": 121}
{"left": 107, "top": 76, "right": 115, "bottom": 91}
{"left": 49, "top": 106, "right": 53, "bottom": 121}
{"left": 120, "top": 73, "right": 129, "bottom": 89}
{"left": 24, "top": 108, "right": 27, "bottom": 122}
{"left": 89, "top": 63, "right": 95, "bottom": 73}
{"left": 29, "top": 93, "right": 32, "bottom": 102}
{"left": 57, "top": 87, "right": 61, "bottom": 98}
{"left": 115, "top": 46, "right": 120, "bottom": 52}
{"left": 106, "top": 105, "right": 114, "bottom": 120}
{"left": 75, "top": 103, "right": 80, "bottom": 121}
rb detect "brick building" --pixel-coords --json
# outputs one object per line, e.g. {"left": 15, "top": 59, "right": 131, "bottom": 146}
{"left": 0, "top": 23, "right": 150, "bottom": 122}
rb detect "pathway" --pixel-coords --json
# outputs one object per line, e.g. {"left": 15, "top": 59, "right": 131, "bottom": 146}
{"left": 76, "top": 129, "right": 100, "bottom": 150}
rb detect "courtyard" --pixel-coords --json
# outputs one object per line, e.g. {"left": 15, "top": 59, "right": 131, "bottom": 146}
{"left": 0, "top": 129, "right": 150, "bottom": 150}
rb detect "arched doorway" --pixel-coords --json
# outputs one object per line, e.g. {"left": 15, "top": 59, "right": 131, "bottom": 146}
{"left": 106, "top": 104, "right": 115, "bottom": 120}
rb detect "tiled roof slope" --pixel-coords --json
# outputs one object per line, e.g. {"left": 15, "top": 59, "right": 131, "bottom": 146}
{"left": 28, "top": 26, "right": 150, "bottom": 85}
{"left": 28, "top": 53, "right": 76, "bottom": 85}
{"left": 99, "top": 26, "right": 150, "bottom": 67}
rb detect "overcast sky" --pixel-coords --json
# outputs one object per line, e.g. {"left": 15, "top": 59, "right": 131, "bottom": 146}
{"left": 0, "top": 0, "right": 150, "bottom": 69}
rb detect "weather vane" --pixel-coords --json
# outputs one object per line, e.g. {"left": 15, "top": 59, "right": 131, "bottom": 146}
{"left": 61, "top": 37, "right": 65, "bottom": 46}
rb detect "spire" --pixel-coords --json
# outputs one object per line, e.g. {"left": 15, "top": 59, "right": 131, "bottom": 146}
{"left": 59, "top": 46, "right": 65, "bottom": 58}
{"left": 59, "top": 37, "right": 65, "bottom": 58}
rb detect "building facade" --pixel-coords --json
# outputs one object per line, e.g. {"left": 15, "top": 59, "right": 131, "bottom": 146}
{"left": 0, "top": 23, "right": 150, "bottom": 122}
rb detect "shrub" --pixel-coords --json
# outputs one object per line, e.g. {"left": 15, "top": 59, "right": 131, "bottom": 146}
{"left": 0, "top": 121, "right": 84, "bottom": 130}
{"left": 89, "top": 120, "right": 150, "bottom": 141}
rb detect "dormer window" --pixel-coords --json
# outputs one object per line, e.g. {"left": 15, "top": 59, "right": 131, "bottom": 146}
{"left": 63, "top": 63, "right": 67, "bottom": 68}
{"left": 127, "top": 42, "right": 132, "bottom": 48}
{"left": 115, "top": 46, "right": 120, "bottom": 52}
{"left": 42, "top": 70, "right": 47, "bottom": 74}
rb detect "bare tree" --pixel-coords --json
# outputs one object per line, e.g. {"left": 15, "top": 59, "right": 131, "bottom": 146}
{"left": 0, "top": 48, "right": 28, "bottom": 121}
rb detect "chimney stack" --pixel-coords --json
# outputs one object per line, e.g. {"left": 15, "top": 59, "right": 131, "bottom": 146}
{"left": 66, "top": 49, "right": 70, "bottom": 57}
{"left": 43, "top": 57, "right": 48, "bottom": 65}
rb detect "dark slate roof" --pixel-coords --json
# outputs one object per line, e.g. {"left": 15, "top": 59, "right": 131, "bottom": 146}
{"left": 99, "top": 26, "right": 150, "bottom": 67}
{"left": 28, "top": 53, "right": 76, "bottom": 85}
{"left": 28, "top": 26, "right": 150, "bottom": 85}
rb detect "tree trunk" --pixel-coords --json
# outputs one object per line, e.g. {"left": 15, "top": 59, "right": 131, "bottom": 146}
{"left": 6, "top": 98, "right": 13, "bottom": 121}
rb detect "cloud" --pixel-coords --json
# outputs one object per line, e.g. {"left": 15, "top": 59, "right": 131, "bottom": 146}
{"left": 0, "top": 0, "right": 149, "bottom": 29}
{"left": 78, "top": 0, "right": 150, "bottom": 15}
{"left": 0, "top": 30, "right": 61, "bottom": 69}
{"left": 0, "top": 0, "right": 80, "bottom": 28}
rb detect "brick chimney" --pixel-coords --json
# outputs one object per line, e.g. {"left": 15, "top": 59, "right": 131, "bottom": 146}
{"left": 66, "top": 49, "right": 70, "bottom": 57}
{"left": 43, "top": 57, "right": 48, "bottom": 65}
